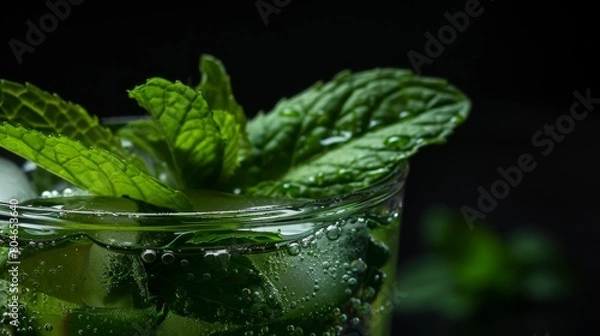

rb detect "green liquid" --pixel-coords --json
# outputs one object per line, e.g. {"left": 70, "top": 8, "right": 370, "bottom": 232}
{"left": 1, "top": 191, "right": 402, "bottom": 336}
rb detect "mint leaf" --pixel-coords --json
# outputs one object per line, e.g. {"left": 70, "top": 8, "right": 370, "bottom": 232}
{"left": 146, "top": 253, "right": 283, "bottom": 325}
{"left": 243, "top": 69, "right": 470, "bottom": 198}
{"left": 171, "top": 230, "right": 282, "bottom": 248}
{"left": 116, "top": 118, "right": 170, "bottom": 164}
{"left": 115, "top": 117, "right": 176, "bottom": 184}
{"left": 0, "top": 123, "right": 192, "bottom": 210}
{"left": 129, "top": 78, "right": 225, "bottom": 189}
{"left": 212, "top": 109, "right": 249, "bottom": 182}
{"left": 196, "top": 54, "right": 246, "bottom": 128}
{"left": 0, "top": 80, "right": 142, "bottom": 166}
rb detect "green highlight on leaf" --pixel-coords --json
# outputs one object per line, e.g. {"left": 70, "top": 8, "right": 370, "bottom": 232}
{"left": 0, "top": 122, "right": 192, "bottom": 211}
{"left": 212, "top": 110, "right": 248, "bottom": 183}
{"left": 241, "top": 69, "right": 471, "bottom": 198}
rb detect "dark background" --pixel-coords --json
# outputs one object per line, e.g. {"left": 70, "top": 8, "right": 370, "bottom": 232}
{"left": 1, "top": 0, "right": 597, "bottom": 334}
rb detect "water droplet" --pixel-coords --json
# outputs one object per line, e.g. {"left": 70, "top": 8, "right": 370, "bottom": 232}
{"left": 399, "top": 111, "right": 411, "bottom": 119}
{"left": 180, "top": 259, "right": 189, "bottom": 267}
{"left": 287, "top": 243, "right": 301, "bottom": 256}
{"left": 368, "top": 119, "right": 382, "bottom": 129}
{"left": 280, "top": 108, "right": 300, "bottom": 117}
{"left": 363, "top": 287, "right": 376, "bottom": 301}
{"left": 348, "top": 278, "right": 357, "bottom": 286}
{"left": 161, "top": 251, "right": 175, "bottom": 265}
{"left": 351, "top": 317, "right": 360, "bottom": 326}
{"left": 336, "top": 168, "right": 353, "bottom": 180}
{"left": 140, "top": 249, "right": 157, "bottom": 263}
{"left": 62, "top": 188, "right": 74, "bottom": 197}
{"left": 44, "top": 323, "right": 53, "bottom": 331}
{"left": 384, "top": 135, "right": 410, "bottom": 148}
{"left": 450, "top": 116, "right": 463, "bottom": 123}
{"left": 350, "top": 258, "right": 367, "bottom": 273}
{"left": 319, "top": 131, "right": 352, "bottom": 147}
{"left": 314, "top": 229, "right": 324, "bottom": 239}
{"left": 325, "top": 225, "right": 342, "bottom": 240}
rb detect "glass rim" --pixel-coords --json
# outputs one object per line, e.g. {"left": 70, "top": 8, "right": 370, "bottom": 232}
{"left": 0, "top": 162, "right": 408, "bottom": 232}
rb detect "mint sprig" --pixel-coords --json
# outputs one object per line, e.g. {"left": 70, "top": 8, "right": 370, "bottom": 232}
{"left": 0, "top": 55, "right": 470, "bottom": 208}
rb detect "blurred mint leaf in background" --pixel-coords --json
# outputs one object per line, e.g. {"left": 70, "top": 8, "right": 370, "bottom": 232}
{"left": 394, "top": 205, "right": 579, "bottom": 321}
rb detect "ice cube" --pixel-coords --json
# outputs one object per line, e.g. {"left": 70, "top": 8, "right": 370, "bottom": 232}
{"left": 0, "top": 157, "right": 37, "bottom": 202}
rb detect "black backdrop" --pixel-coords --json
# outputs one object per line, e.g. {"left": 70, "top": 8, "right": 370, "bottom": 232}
{"left": 1, "top": 0, "right": 597, "bottom": 334}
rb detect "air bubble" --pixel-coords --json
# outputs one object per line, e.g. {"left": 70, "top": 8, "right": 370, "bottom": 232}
{"left": 325, "top": 225, "right": 342, "bottom": 240}
{"left": 180, "top": 259, "right": 189, "bottom": 267}
{"left": 62, "top": 188, "right": 74, "bottom": 196}
{"left": 161, "top": 251, "right": 175, "bottom": 265}
{"left": 140, "top": 249, "right": 157, "bottom": 263}
{"left": 350, "top": 258, "right": 367, "bottom": 273}
{"left": 287, "top": 243, "right": 301, "bottom": 256}
{"left": 44, "top": 323, "right": 53, "bottom": 331}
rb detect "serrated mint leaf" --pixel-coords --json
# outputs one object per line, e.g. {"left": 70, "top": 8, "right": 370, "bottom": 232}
{"left": 243, "top": 69, "right": 470, "bottom": 198}
{"left": 243, "top": 69, "right": 467, "bottom": 186}
{"left": 196, "top": 54, "right": 246, "bottom": 128}
{"left": 0, "top": 123, "right": 192, "bottom": 210}
{"left": 128, "top": 78, "right": 225, "bottom": 189}
{"left": 0, "top": 80, "right": 143, "bottom": 166}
